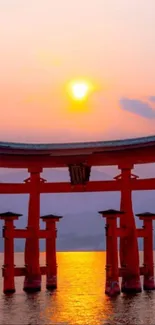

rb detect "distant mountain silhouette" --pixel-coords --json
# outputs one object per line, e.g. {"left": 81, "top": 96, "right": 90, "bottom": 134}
{"left": 0, "top": 165, "right": 155, "bottom": 252}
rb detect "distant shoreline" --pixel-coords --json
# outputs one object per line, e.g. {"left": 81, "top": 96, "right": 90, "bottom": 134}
{"left": 0, "top": 249, "right": 146, "bottom": 254}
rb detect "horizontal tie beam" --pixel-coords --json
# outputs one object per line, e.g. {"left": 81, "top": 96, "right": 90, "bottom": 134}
{"left": 0, "top": 178, "right": 155, "bottom": 194}
{"left": 2, "top": 265, "right": 147, "bottom": 278}
{"left": 2, "top": 266, "right": 47, "bottom": 277}
{"left": 119, "top": 266, "right": 147, "bottom": 277}
{"left": 3, "top": 229, "right": 55, "bottom": 239}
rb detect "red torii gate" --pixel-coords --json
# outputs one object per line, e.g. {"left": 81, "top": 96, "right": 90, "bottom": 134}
{"left": 0, "top": 135, "right": 155, "bottom": 295}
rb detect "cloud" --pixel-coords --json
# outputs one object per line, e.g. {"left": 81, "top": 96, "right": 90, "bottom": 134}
{"left": 149, "top": 96, "right": 155, "bottom": 102}
{"left": 120, "top": 98, "right": 155, "bottom": 119}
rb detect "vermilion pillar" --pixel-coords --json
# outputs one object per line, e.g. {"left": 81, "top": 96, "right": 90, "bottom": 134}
{"left": 0, "top": 211, "right": 22, "bottom": 293}
{"left": 118, "top": 166, "right": 141, "bottom": 292}
{"left": 41, "top": 214, "right": 62, "bottom": 289}
{"left": 99, "top": 209, "right": 124, "bottom": 296}
{"left": 136, "top": 212, "right": 155, "bottom": 290}
{"left": 24, "top": 168, "right": 43, "bottom": 292}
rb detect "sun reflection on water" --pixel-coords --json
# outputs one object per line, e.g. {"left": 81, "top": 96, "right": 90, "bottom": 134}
{"left": 44, "top": 252, "right": 113, "bottom": 325}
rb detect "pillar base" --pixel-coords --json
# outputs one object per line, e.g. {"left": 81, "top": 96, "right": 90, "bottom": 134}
{"left": 46, "top": 275, "right": 57, "bottom": 290}
{"left": 4, "top": 288, "right": 15, "bottom": 294}
{"left": 23, "top": 275, "right": 41, "bottom": 292}
{"left": 105, "top": 280, "right": 120, "bottom": 296}
{"left": 121, "top": 277, "right": 142, "bottom": 293}
{"left": 144, "top": 276, "right": 155, "bottom": 290}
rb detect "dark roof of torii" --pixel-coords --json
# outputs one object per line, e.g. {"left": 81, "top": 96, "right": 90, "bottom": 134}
{"left": 0, "top": 134, "right": 155, "bottom": 156}
{"left": 98, "top": 209, "right": 125, "bottom": 215}
{"left": 0, "top": 211, "right": 22, "bottom": 217}
{"left": 40, "top": 214, "right": 63, "bottom": 219}
{"left": 136, "top": 212, "right": 155, "bottom": 217}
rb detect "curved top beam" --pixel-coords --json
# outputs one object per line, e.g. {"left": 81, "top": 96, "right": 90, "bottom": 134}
{"left": 0, "top": 135, "right": 155, "bottom": 156}
{"left": 0, "top": 135, "right": 155, "bottom": 168}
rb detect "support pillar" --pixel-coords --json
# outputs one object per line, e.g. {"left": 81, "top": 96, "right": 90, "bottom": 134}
{"left": 24, "top": 168, "right": 43, "bottom": 292}
{"left": 0, "top": 212, "right": 22, "bottom": 293}
{"left": 41, "top": 214, "right": 62, "bottom": 289}
{"left": 136, "top": 212, "right": 155, "bottom": 290}
{"left": 98, "top": 209, "right": 124, "bottom": 296}
{"left": 117, "top": 166, "right": 141, "bottom": 293}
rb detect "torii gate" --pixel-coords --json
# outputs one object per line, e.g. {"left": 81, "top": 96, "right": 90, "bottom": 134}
{"left": 0, "top": 135, "right": 155, "bottom": 295}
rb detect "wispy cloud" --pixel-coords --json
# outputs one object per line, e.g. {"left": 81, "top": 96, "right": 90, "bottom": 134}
{"left": 120, "top": 98, "right": 155, "bottom": 119}
{"left": 149, "top": 96, "right": 155, "bottom": 102}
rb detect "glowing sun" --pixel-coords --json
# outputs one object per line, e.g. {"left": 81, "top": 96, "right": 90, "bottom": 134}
{"left": 68, "top": 80, "right": 92, "bottom": 101}
{"left": 72, "top": 82, "right": 89, "bottom": 100}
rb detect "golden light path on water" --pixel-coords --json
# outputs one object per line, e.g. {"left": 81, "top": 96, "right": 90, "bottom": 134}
{"left": 44, "top": 252, "right": 111, "bottom": 324}
{"left": 0, "top": 252, "right": 155, "bottom": 324}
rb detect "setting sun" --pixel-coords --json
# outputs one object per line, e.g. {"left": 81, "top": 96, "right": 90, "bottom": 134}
{"left": 67, "top": 80, "right": 93, "bottom": 101}
{"left": 71, "top": 82, "right": 89, "bottom": 100}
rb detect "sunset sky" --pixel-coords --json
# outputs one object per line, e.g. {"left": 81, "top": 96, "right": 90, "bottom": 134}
{"left": 0, "top": 0, "right": 155, "bottom": 143}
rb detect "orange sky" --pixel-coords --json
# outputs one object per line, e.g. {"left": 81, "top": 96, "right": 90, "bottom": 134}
{"left": 0, "top": 0, "right": 155, "bottom": 143}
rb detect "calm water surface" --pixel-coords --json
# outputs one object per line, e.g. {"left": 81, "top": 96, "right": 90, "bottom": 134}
{"left": 0, "top": 252, "right": 155, "bottom": 324}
